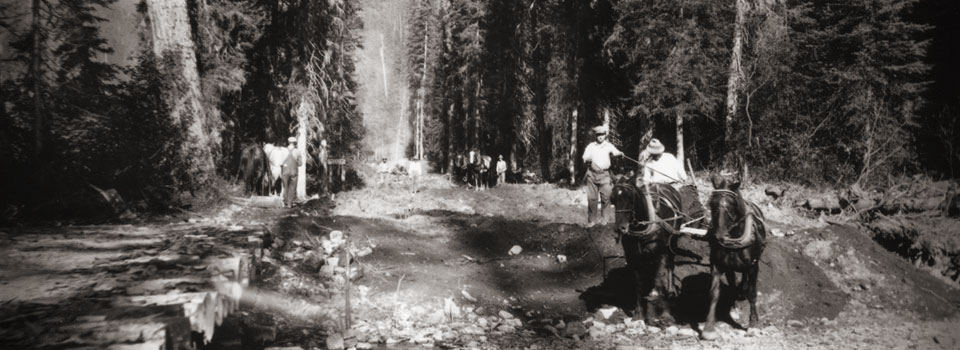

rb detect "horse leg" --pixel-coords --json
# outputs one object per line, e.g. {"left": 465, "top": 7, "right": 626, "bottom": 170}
{"left": 658, "top": 252, "right": 676, "bottom": 325}
{"left": 726, "top": 270, "right": 739, "bottom": 321}
{"left": 746, "top": 264, "right": 760, "bottom": 329}
{"left": 632, "top": 267, "right": 650, "bottom": 323}
{"left": 702, "top": 265, "right": 723, "bottom": 341}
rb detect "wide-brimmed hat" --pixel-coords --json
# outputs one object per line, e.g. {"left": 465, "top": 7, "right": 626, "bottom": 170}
{"left": 287, "top": 136, "right": 297, "bottom": 143}
{"left": 646, "top": 139, "right": 664, "bottom": 155}
{"left": 592, "top": 125, "right": 608, "bottom": 135}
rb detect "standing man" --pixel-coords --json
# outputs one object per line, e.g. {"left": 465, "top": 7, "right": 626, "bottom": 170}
{"left": 496, "top": 154, "right": 507, "bottom": 186}
{"left": 281, "top": 137, "right": 303, "bottom": 207}
{"left": 582, "top": 125, "right": 623, "bottom": 227}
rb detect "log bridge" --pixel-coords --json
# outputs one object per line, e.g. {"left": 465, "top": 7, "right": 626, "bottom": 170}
{"left": 0, "top": 223, "right": 263, "bottom": 349}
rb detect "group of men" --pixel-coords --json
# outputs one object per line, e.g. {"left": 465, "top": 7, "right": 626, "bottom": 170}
{"left": 581, "top": 125, "right": 691, "bottom": 227}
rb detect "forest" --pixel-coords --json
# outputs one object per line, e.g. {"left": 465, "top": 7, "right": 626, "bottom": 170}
{"left": 0, "top": 0, "right": 957, "bottom": 218}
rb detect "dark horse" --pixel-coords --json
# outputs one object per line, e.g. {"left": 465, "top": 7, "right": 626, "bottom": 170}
{"left": 701, "top": 175, "right": 767, "bottom": 340}
{"left": 610, "top": 175, "right": 699, "bottom": 325}
{"left": 239, "top": 143, "right": 270, "bottom": 196}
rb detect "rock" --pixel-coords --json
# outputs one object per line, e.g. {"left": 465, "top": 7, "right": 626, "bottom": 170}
{"left": 564, "top": 321, "right": 587, "bottom": 338}
{"left": 787, "top": 319, "right": 804, "bottom": 328}
{"left": 508, "top": 245, "right": 522, "bottom": 255}
{"left": 665, "top": 325, "right": 679, "bottom": 335}
{"left": 677, "top": 328, "right": 698, "bottom": 337}
{"left": 746, "top": 328, "right": 761, "bottom": 337}
{"left": 461, "top": 290, "right": 477, "bottom": 302}
{"left": 542, "top": 325, "right": 560, "bottom": 337}
{"left": 498, "top": 310, "right": 515, "bottom": 319}
{"left": 597, "top": 306, "right": 618, "bottom": 319}
{"left": 646, "top": 326, "right": 661, "bottom": 334}
{"left": 330, "top": 230, "right": 344, "bottom": 241}
{"left": 343, "top": 329, "right": 358, "bottom": 348}
{"left": 588, "top": 324, "right": 608, "bottom": 339}
{"left": 477, "top": 317, "right": 489, "bottom": 328}
{"left": 462, "top": 325, "right": 484, "bottom": 335}
{"left": 557, "top": 254, "right": 567, "bottom": 263}
{"left": 356, "top": 342, "right": 373, "bottom": 349}
{"left": 326, "top": 333, "right": 345, "bottom": 349}
{"left": 496, "top": 325, "right": 516, "bottom": 333}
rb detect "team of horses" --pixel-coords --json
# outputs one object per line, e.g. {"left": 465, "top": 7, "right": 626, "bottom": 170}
{"left": 453, "top": 151, "right": 496, "bottom": 190}
{"left": 610, "top": 173, "right": 766, "bottom": 340}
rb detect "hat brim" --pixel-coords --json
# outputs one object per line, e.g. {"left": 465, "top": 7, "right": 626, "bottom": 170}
{"left": 647, "top": 145, "right": 664, "bottom": 155}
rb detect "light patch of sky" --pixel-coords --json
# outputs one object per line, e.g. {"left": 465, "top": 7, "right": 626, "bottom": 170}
{"left": 355, "top": 0, "right": 413, "bottom": 161}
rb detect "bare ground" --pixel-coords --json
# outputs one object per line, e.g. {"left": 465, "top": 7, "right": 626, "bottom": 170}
{"left": 237, "top": 173, "right": 960, "bottom": 350}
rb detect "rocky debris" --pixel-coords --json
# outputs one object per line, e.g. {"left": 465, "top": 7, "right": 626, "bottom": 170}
{"left": 0, "top": 223, "right": 259, "bottom": 349}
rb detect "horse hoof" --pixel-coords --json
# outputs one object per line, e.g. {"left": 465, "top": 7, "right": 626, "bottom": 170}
{"left": 701, "top": 330, "right": 720, "bottom": 341}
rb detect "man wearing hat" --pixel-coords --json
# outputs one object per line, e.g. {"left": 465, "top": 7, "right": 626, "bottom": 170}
{"left": 582, "top": 125, "right": 623, "bottom": 227}
{"left": 280, "top": 136, "right": 303, "bottom": 207}
{"left": 496, "top": 154, "right": 508, "bottom": 186}
{"left": 640, "top": 138, "right": 687, "bottom": 187}
{"left": 640, "top": 139, "right": 706, "bottom": 225}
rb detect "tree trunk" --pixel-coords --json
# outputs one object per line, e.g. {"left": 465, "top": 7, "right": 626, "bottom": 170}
{"left": 146, "top": 0, "right": 217, "bottom": 187}
{"left": 676, "top": 110, "right": 684, "bottom": 166}
{"left": 296, "top": 97, "right": 311, "bottom": 199}
{"left": 637, "top": 118, "right": 656, "bottom": 174}
{"left": 446, "top": 103, "right": 455, "bottom": 174}
{"left": 380, "top": 32, "right": 389, "bottom": 99}
{"left": 569, "top": 109, "right": 578, "bottom": 185}
{"left": 723, "top": 0, "right": 748, "bottom": 159}
{"left": 32, "top": 0, "right": 43, "bottom": 161}
{"left": 603, "top": 108, "right": 610, "bottom": 129}
{"left": 417, "top": 33, "right": 428, "bottom": 160}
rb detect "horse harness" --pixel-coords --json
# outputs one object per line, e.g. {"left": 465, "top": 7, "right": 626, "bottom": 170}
{"left": 710, "top": 189, "right": 766, "bottom": 253}
{"left": 614, "top": 183, "right": 683, "bottom": 242}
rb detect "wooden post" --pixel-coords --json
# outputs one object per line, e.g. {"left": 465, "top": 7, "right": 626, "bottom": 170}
{"left": 569, "top": 109, "right": 578, "bottom": 185}
{"left": 676, "top": 110, "right": 684, "bottom": 166}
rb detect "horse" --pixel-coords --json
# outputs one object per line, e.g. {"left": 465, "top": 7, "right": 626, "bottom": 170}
{"left": 238, "top": 144, "right": 270, "bottom": 196}
{"left": 264, "top": 143, "right": 290, "bottom": 196}
{"left": 610, "top": 175, "right": 693, "bottom": 325}
{"left": 701, "top": 174, "right": 767, "bottom": 340}
{"left": 466, "top": 151, "right": 492, "bottom": 190}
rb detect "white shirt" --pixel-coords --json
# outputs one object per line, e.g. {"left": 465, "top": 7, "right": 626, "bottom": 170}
{"left": 642, "top": 152, "right": 687, "bottom": 185}
{"left": 582, "top": 141, "right": 622, "bottom": 171}
{"left": 496, "top": 160, "right": 507, "bottom": 174}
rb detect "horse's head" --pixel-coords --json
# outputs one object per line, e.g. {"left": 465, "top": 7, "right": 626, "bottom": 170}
{"left": 611, "top": 175, "right": 658, "bottom": 235}
{"left": 709, "top": 174, "right": 748, "bottom": 239}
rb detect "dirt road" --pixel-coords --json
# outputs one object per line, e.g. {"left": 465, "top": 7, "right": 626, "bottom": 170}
{"left": 248, "top": 173, "right": 960, "bottom": 349}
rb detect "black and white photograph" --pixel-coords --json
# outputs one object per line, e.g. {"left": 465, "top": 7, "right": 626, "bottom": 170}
{"left": 1, "top": 0, "right": 959, "bottom": 349}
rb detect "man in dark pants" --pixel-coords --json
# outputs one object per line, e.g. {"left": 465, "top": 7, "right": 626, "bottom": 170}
{"left": 581, "top": 125, "right": 623, "bottom": 227}
{"left": 281, "top": 137, "right": 303, "bottom": 207}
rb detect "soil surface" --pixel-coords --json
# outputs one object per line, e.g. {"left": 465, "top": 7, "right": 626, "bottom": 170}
{"left": 233, "top": 173, "right": 960, "bottom": 349}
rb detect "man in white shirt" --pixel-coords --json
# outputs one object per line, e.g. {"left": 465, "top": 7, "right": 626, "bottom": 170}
{"left": 640, "top": 139, "right": 687, "bottom": 188}
{"left": 582, "top": 125, "right": 623, "bottom": 227}
{"left": 640, "top": 139, "right": 706, "bottom": 227}
{"left": 496, "top": 155, "right": 507, "bottom": 186}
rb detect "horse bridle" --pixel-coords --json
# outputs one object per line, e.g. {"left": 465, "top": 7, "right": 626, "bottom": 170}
{"left": 709, "top": 189, "right": 759, "bottom": 249}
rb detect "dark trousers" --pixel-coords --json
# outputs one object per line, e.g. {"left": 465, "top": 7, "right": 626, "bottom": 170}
{"left": 281, "top": 168, "right": 297, "bottom": 207}
{"left": 586, "top": 169, "right": 613, "bottom": 224}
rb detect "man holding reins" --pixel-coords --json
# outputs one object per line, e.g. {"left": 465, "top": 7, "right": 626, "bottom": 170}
{"left": 582, "top": 125, "right": 623, "bottom": 227}
{"left": 637, "top": 138, "right": 706, "bottom": 227}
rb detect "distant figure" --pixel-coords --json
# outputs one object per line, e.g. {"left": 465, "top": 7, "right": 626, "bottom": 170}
{"left": 496, "top": 154, "right": 507, "bottom": 186}
{"left": 581, "top": 125, "right": 623, "bottom": 227}
{"left": 318, "top": 139, "right": 329, "bottom": 193}
{"left": 281, "top": 137, "right": 303, "bottom": 207}
{"left": 377, "top": 158, "right": 390, "bottom": 185}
